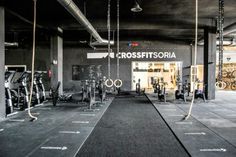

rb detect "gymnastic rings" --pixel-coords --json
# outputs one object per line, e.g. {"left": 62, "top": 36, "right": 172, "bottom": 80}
{"left": 215, "top": 81, "right": 226, "bottom": 90}
{"left": 105, "top": 79, "right": 114, "bottom": 88}
{"left": 114, "top": 79, "right": 123, "bottom": 88}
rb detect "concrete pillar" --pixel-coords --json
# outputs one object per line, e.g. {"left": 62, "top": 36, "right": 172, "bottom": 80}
{"left": 50, "top": 28, "right": 63, "bottom": 95}
{"left": 0, "top": 7, "right": 5, "bottom": 120}
{"left": 204, "top": 27, "right": 216, "bottom": 99}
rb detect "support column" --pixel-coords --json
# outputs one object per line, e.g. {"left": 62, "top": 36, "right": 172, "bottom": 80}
{"left": 0, "top": 7, "right": 5, "bottom": 119}
{"left": 50, "top": 28, "right": 63, "bottom": 95}
{"left": 204, "top": 27, "right": 216, "bottom": 100}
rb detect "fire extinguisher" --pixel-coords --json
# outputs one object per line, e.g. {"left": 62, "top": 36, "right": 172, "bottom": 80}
{"left": 48, "top": 69, "right": 52, "bottom": 78}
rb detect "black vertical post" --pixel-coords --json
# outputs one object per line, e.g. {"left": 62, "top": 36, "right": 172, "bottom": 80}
{"left": 204, "top": 27, "right": 216, "bottom": 100}
{"left": 0, "top": 7, "right": 5, "bottom": 119}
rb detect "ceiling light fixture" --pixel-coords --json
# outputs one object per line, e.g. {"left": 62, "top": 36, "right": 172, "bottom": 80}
{"left": 131, "top": 1, "right": 142, "bottom": 12}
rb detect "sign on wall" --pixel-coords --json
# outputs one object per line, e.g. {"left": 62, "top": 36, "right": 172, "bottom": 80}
{"left": 117, "top": 51, "right": 176, "bottom": 59}
{"left": 87, "top": 52, "right": 115, "bottom": 59}
{"left": 87, "top": 51, "right": 176, "bottom": 59}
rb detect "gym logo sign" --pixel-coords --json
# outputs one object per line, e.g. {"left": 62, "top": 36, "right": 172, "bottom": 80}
{"left": 117, "top": 51, "right": 176, "bottom": 59}
{"left": 87, "top": 52, "right": 176, "bottom": 59}
{"left": 87, "top": 52, "right": 115, "bottom": 59}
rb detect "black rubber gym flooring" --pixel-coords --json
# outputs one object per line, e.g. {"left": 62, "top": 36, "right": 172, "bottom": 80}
{"left": 0, "top": 97, "right": 114, "bottom": 157}
{"left": 76, "top": 93, "right": 190, "bottom": 157}
{"left": 146, "top": 92, "right": 236, "bottom": 157}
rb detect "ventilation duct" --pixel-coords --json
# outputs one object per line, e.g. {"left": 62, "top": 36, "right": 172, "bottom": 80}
{"left": 57, "top": 0, "right": 114, "bottom": 45}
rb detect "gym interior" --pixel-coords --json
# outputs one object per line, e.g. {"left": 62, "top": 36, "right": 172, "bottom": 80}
{"left": 0, "top": 0, "right": 236, "bottom": 157}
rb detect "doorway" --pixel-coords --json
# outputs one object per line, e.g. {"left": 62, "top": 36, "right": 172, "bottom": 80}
{"left": 131, "top": 61, "right": 183, "bottom": 92}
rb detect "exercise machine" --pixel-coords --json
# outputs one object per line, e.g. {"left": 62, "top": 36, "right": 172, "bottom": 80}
{"left": 152, "top": 78, "right": 159, "bottom": 93}
{"left": 157, "top": 79, "right": 167, "bottom": 103}
{"left": 50, "top": 82, "right": 61, "bottom": 106}
{"left": 81, "top": 80, "right": 89, "bottom": 102}
{"left": 136, "top": 79, "right": 145, "bottom": 95}
{"left": 175, "top": 80, "right": 188, "bottom": 102}
{"left": 87, "top": 80, "right": 96, "bottom": 110}
{"left": 136, "top": 79, "right": 141, "bottom": 95}
{"left": 50, "top": 82, "right": 72, "bottom": 106}
{"left": 10, "top": 72, "right": 30, "bottom": 110}
{"left": 32, "top": 72, "right": 40, "bottom": 105}
{"left": 5, "top": 71, "right": 14, "bottom": 115}
{"left": 34, "top": 71, "right": 46, "bottom": 103}
{"left": 97, "top": 76, "right": 106, "bottom": 103}
{"left": 194, "top": 81, "right": 206, "bottom": 102}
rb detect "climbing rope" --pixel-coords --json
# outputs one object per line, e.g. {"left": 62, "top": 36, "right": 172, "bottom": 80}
{"left": 184, "top": 0, "right": 198, "bottom": 120}
{"left": 114, "top": 0, "right": 123, "bottom": 88}
{"left": 105, "top": 0, "right": 114, "bottom": 88}
{"left": 28, "top": 0, "right": 38, "bottom": 121}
